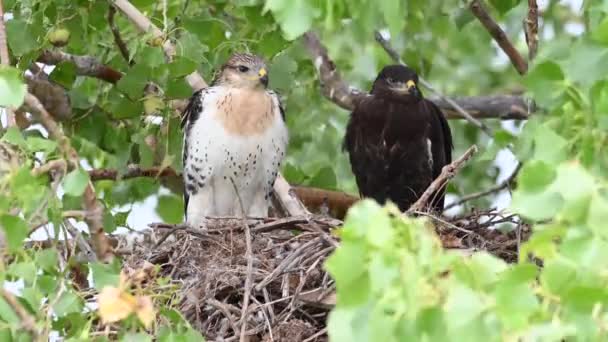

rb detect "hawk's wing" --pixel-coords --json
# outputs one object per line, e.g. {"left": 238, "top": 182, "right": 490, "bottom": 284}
{"left": 181, "top": 88, "right": 207, "bottom": 219}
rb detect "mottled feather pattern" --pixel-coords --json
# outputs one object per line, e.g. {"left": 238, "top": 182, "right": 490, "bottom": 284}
{"left": 181, "top": 84, "right": 288, "bottom": 227}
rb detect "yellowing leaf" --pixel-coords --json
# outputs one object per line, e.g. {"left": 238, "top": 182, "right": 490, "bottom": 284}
{"left": 97, "top": 286, "right": 137, "bottom": 324}
{"left": 135, "top": 296, "right": 155, "bottom": 328}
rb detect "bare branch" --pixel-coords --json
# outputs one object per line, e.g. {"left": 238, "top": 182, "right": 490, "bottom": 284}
{"left": 108, "top": 6, "right": 133, "bottom": 66}
{"left": 24, "top": 93, "right": 114, "bottom": 262}
{"left": 430, "top": 94, "right": 530, "bottom": 120}
{"left": 304, "top": 31, "right": 529, "bottom": 122}
{"left": 524, "top": 0, "right": 539, "bottom": 60}
{"left": 470, "top": 0, "right": 528, "bottom": 75}
{"left": 302, "top": 31, "right": 366, "bottom": 110}
{"left": 38, "top": 50, "right": 123, "bottom": 84}
{"left": 89, "top": 165, "right": 178, "bottom": 181}
{"left": 408, "top": 145, "right": 478, "bottom": 213}
{"left": 110, "top": 0, "right": 207, "bottom": 90}
{"left": 444, "top": 161, "right": 522, "bottom": 211}
{"left": 374, "top": 31, "right": 495, "bottom": 136}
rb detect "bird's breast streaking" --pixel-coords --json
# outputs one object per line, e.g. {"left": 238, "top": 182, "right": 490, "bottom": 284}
{"left": 182, "top": 86, "right": 288, "bottom": 228}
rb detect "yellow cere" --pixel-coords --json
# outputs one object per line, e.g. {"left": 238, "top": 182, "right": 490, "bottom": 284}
{"left": 259, "top": 68, "right": 267, "bottom": 77}
{"left": 406, "top": 80, "right": 416, "bottom": 88}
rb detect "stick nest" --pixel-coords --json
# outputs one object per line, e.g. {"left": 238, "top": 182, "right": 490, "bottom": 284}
{"left": 119, "top": 209, "right": 528, "bottom": 341}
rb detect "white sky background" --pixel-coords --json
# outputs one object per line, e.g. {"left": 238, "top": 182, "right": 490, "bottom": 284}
{"left": 1, "top": 0, "right": 585, "bottom": 238}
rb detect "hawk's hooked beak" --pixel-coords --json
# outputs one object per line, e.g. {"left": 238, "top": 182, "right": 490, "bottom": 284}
{"left": 391, "top": 80, "right": 420, "bottom": 98}
{"left": 259, "top": 68, "right": 269, "bottom": 87}
{"left": 406, "top": 80, "right": 420, "bottom": 98}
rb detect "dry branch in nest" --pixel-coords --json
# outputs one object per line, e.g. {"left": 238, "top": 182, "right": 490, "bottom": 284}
{"left": 114, "top": 208, "right": 528, "bottom": 341}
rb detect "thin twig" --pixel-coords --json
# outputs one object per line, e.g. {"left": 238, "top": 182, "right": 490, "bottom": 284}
{"left": 444, "top": 162, "right": 521, "bottom": 210}
{"left": 408, "top": 145, "right": 478, "bottom": 213}
{"left": 373, "top": 31, "right": 494, "bottom": 137}
{"left": 38, "top": 50, "right": 123, "bottom": 84}
{"left": 229, "top": 178, "right": 253, "bottom": 342}
{"left": 64, "top": 219, "right": 98, "bottom": 262}
{"left": 524, "top": 0, "right": 539, "bottom": 60}
{"left": 24, "top": 93, "right": 114, "bottom": 262}
{"left": 470, "top": 0, "right": 528, "bottom": 75}
{"left": 207, "top": 299, "right": 239, "bottom": 337}
{"left": 0, "top": 289, "right": 37, "bottom": 335}
{"left": 108, "top": 6, "right": 133, "bottom": 66}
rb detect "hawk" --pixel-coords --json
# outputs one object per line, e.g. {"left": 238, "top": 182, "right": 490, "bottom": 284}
{"left": 343, "top": 65, "right": 453, "bottom": 212}
{"left": 181, "top": 53, "right": 288, "bottom": 228}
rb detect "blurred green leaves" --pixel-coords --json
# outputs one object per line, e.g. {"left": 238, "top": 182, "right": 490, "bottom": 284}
{"left": 0, "top": 66, "right": 26, "bottom": 107}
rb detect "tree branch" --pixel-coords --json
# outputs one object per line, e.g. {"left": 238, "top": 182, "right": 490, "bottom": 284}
{"left": 38, "top": 50, "right": 123, "bottom": 84}
{"left": 408, "top": 145, "right": 478, "bottom": 213}
{"left": 303, "top": 31, "right": 530, "bottom": 121}
{"left": 373, "top": 31, "right": 494, "bottom": 136}
{"left": 108, "top": 6, "right": 133, "bottom": 66}
{"left": 302, "top": 31, "right": 366, "bottom": 110}
{"left": 470, "top": 0, "right": 528, "bottom": 75}
{"left": 24, "top": 93, "right": 114, "bottom": 262}
{"left": 110, "top": 0, "right": 207, "bottom": 90}
{"left": 444, "top": 161, "right": 521, "bottom": 211}
{"left": 524, "top": 0, "right": 539, "bottom": 60}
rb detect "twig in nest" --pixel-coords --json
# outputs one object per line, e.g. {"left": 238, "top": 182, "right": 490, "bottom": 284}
{"left": 444, "top": 161, "right": 521, "bottom": 211}
{"left": 207, "top": 299, "right": 239, "bottom": 337}
{"left": 0, "top": 289, "right": 37, "bottom": 335}
{"left": 469, "top": 0, "right": 528, "bottom": 75}
{"left": 229, "top": 178, "right": 254, "bottom": 342}
{"left": 408, "top": 145, "right": 478, "bottom": 213}
{"left": 108, "top": 6, "right": 133, "bottom": 66}
{"left": 373, "top": 30, "right": 494, "bottom": 137}
{"left": 255, "top": 237, "right": 322, "bottom": 291}
{"left": 524, "top": 0, "right": 539, "bottom": 60}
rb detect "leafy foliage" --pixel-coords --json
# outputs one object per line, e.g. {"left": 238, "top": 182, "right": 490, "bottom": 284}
{"left": 1, "top": 0, "right": 607, "bottom": 340}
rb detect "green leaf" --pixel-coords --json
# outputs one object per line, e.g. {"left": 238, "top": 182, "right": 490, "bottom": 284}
{"left": 26, "top": 137, "right": 58, "bottom": 154}
{"left": 1, "top": 127, "right": 26, "bottom": 147}
{"left": 53, "top": 291, "right": 83, "bottom": 317}
{"left": 63, "top": 169, "right": 90, "bottom": 197}
{"left": 533, "top": 124, "right": 568, "bottom": 164}
{"left": 549, "top": 162, "right": 596, "bottom": 201}
{"left": 8, "top": 261, "right": 37, "bottom": 284}
{"left": 5, "top": 19, "right": 38, "bottom": 56}
{"left": 168, "top": 57, "right": 198, "bottom": 77}
{"left": 0, "top": 214, "right": 29, "bottom": 252}
{"left": 453, "top": 8, "right": 475, "bottom": 30}
{"left": 49, "top": 61, "right": 77, "bottom": 89}
{"left": 36, "top": 249, "right": 58, "bottom": 273}
{"left": 308, "top": 166, "right": 337, "bottom": 190}
{"left": 523, "top": 61, "right": 565, "bottom": 107}
{"left": 588, "top": 193, "right": 608, "bottom": 236}
{"left": 156, "top": 195, "right": 183, "bottom": 224}
{"left": 0, "top": 66, "right": 26, "bottom": 107}
{"left": 517, "top": 160, "right": 556, "bottom": 193}
{"left": 593, "top": 17, "right": 608, "bottom": 44}
{"left": 90, "top": 261, "right": 121, "bottom": 290}
{"left": 489, "top": 0, "right": 520, "bottom": 15}
{"left": 511, "top": 189, "right": 563, "bottom": 221}
{"left": 265, "top": 0, "right": 314, "bottom": 40}
{"left": 122, "top": 333, "right": 152, "bottom": 342}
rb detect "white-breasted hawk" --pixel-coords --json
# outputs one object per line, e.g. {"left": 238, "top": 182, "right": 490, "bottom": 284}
{"left": 181, "top": 53, "right": 288, "bottom": 228}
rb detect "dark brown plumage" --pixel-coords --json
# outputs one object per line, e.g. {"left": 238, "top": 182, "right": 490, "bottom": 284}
{"left": 343, "top": 65, "right": 453, "bottom": 212}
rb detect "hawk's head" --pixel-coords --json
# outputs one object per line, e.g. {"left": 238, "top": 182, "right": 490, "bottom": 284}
{"left": 213, "top": 53, "right": 269, "bottom": 89}
{"left": 371, "top": 65, "right": 421, "bottom": 102}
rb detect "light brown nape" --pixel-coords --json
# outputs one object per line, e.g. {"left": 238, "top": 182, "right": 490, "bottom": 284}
{"left": 215, "top": 88, "right": 275, "bottom": 136}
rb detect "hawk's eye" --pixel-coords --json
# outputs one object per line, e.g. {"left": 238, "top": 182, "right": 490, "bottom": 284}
{"left": 238, "top": 65, "right": 250, "bottom": 73}
{"left": 386, "top": 78, "right": 394, "bottom": 84}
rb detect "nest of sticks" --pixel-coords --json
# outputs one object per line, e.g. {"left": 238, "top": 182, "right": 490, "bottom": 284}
{"left": 116, "top": 207, "right": 528, "bottom": 341}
